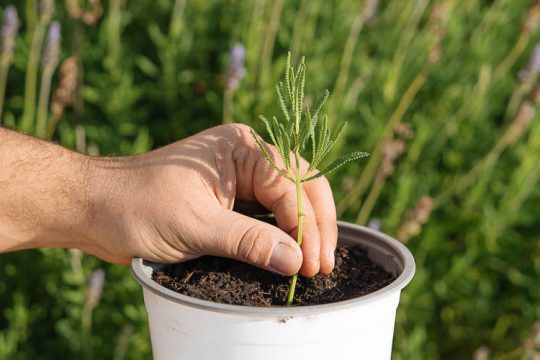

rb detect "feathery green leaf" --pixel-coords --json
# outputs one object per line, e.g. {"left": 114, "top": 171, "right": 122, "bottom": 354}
{"left": 302, "top": 152, "right": 370, "bottom": 182}
{"left": 285, "top": 52, "right": 292, "bottom": 102}
{"left": 297, "top": 109, "right": 312, "bottom": 152}
{"left": 311, "top": 89, "right": 329, "bottom": 132}
{"left": 332, "top": 122, "right": 348, "bottom": 146}
{"left": 271, "top": 116, "right": 286, "bottom": 159}
{"left": 294, "top": 60, "right": 305, "bottom": 131}
{"left": 276, "top": 82, "right": 290, "bottom": 124}
{"left": 259, "top": 115, "right": 278, "bottom": 148}
{"left": 280, "top": 123, "right": 292, "bottom": 170}
{"left": 250, "top": 129, "right": 294, "bottom": 182}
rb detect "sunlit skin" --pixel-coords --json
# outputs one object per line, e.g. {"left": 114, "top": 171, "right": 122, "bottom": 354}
{"left": 0, "top": 124, "right": 337, "bottom": 277}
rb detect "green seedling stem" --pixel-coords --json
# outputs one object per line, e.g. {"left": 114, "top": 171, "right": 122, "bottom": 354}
{"left": 251, "top": 52, "right": 368, "bottom": 305}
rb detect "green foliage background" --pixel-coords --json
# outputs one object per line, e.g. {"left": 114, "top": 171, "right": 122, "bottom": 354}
{"left": 1, "top": 0, "right": 540, "bottom": 358}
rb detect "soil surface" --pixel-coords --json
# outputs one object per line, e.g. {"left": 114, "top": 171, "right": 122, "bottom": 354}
{"left": 152, "top": 245, "right": 397, "bottom": 307}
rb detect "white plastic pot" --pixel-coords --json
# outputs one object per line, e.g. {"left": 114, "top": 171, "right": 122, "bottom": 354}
{"left": 132, "top": 221, "right": 415, "bottom": 360}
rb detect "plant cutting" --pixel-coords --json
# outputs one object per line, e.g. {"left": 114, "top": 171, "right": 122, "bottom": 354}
{"left": 249, "top": 52, "right": 368, "bottom": 305}
{"left": 131, "top": 53, "right": 416, "bottom": 360}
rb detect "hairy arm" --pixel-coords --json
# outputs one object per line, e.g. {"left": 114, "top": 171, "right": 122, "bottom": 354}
{"left": 0, "top": 126, "right": 93, "bottom": 253}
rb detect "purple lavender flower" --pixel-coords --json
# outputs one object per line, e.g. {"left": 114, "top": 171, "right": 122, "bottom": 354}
{"left": 86, "top": 268, "right": 105, "bottom": 308}
{"left": 368, "top": 218, "right": 381, "bottom": 231}
{"left": 226, "top": 43, "right": 246, "bottom": 91}
{"left": 42, "top": 21, "right": 61, "bottom": 67}
{"left": 519, "top": 43, "right": 540, "bottom": 82}
{"left": 0, "top": 5, "right": 20, "bottom": 58}
{"left": 531, "top": 45, "right": 540, "bottom": 70}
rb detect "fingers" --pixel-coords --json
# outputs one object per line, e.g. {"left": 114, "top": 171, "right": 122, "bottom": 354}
{"left": 269, "top": 187, "right": 321, "bottom": 277}
{"left": 203, "top": 208, "right": 303, "bottom": 276}
{"left": 303, "top": 177, "right": 338, "bottom": 274}
{"left": 231, "top": 124, "right": 334, "bottom": 277}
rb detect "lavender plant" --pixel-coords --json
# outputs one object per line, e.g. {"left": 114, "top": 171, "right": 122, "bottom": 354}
{"left": 223, "top": 43, "right": 246, "bottom": 124}
{"left": 251, "top": 53, "right": 368, "bottom": 305}
{"left": 0, "top": 5, "right": 20, "bottom": 121}
{"left": 20, "top": 0, "right": 54, "bottom": 133}
{"left": 35, "top": 21, "right": 61, "bottom": 138}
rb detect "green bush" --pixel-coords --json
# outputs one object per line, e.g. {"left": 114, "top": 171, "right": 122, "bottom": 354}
{"left": 1, "top": 0, "right": 539, "bottom": 358}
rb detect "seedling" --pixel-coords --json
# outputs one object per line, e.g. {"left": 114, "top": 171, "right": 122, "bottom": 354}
{"left": 250, "top": 53, "right": 368, "bottom": 305}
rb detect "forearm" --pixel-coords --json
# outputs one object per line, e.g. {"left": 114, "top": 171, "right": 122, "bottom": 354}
{"left": 0, "top": 127, "right": 92, "bottom": 252}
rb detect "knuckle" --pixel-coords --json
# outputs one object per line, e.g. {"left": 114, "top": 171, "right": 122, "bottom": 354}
{"left": 231, "top": 123, "right": 253, "bottom": 136}
{"left": 237, "top": 225, "right": 274, "bottom": 267}
{"left": 271, "top": 189, "right": 297, "bottom": 214}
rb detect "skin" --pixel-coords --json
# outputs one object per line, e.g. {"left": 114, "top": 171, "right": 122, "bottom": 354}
{"left": 0, "top": 124, "right": 338, "bottom": 277}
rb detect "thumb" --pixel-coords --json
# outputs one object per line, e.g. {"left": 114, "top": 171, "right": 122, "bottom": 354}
{"left": 204, "top": 209, "right": 303, "bottom": 275}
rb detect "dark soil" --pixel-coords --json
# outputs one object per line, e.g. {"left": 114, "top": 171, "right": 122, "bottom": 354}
{"left": 152, "top": 245, "right": 397, "bottom": 307}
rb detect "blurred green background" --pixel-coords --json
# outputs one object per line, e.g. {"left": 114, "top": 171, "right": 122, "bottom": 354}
{"left": 1, "top": 0, "right": 540, "bottom": 359}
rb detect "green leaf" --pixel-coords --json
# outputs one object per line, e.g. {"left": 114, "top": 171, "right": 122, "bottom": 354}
{"left": 321, "top": 115, "right": 331, "bottom": 149}
{"left": 250, "top": 129, "right": 294, "bottom": 182}
{"left": 294, "top": 60, "right": 306, "bottom": 130}
{"left": 311, "top": 89, "right": 329, "bottom": 132}
{"left": 289, "top": 61, "right": 296, "bottom": 96}
{"left": 279, "top": 122, "right": 291, "bottom": 170}
{"left": 310, "top": 115, "right": 331, "bottom": 170}
{"left": 259, "top": 115, "right": 278, "bottom": 148}
{"left": 315, "top": 112, "right": 327, "bottom": 151}
{"left": 297, "top": 109, "right": 312, "bottom": 152}
{"left": 302, "top": 152, "right": 370, "bottom": 182}
{"left": 272, "top": 116, "right": 287, "bottom": 165}
{"left": 332, "top": 122, "right": 348, "bottom": 147}
{"left": 135, "top": 56, "right": 160, "bottom": 78}
{"left": 309, "top": 120, "right": 323, "bottom": 171}
{"left": 148, "top": 22, "right": 166, "bottom": 47}
{"left": 285, "top": 52, "right": 292, "bottom": 102}
{"left": 309, "top": 113, "right": 317, "bottom": 170}
{"left": 276, "top": 82, "right": 290, "bottom": 124}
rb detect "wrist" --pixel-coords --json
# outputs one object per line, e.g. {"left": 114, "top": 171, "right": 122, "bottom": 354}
{"left": 80, "top": 155, "right": 139, "bottom": 263}
{"left": 32, "top": 149, "right": 94, "bottom": 250}
{"left": 55, "top": 152, "right": 93, "bottom": 248}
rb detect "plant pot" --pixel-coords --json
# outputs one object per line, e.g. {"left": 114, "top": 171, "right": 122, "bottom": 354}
{"left": 131, "top": 221, "right": 415, "bottom": 360}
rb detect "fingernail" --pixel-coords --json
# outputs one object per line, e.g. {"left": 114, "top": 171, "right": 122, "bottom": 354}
{"left": 269, "top": 242, "right": 300, "bottom": 275}
{"left": 327, "top": 249, "right": 335, "bottom": 270}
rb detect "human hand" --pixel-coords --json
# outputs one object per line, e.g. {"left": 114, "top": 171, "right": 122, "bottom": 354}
{"left": 85, "top": 124, "right": 338, "bottom": 276}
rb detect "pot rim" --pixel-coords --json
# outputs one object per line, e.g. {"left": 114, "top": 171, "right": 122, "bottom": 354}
{"left": 131, "top": 221, "right": 415, "bottom": 316}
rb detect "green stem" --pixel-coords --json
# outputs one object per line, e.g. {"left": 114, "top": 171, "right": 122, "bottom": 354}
{"left": 493, "top": 32, "right": 529, "bottom": 81}
{"left": 106, "top": 0, "right": 123, "bottom": 75}
{"left": 72, "top": 21, "right": 85, "bottom": 116}
{"left": 337, "top": 64, "right": 431, "bottom": 217}
{"left": 35, "top": 67, "right": 54, "bottom": 138}
{"left": 289, "top": 0, "right": 308, "bottom": 62}
{"left": 499, "top": 123, "right": 540, "bottom": 217}
{"left": 329, "top": 3, "right": 365, "bottom": 127}
{"left": 287, "top": 273, "right": 298, "bottom": 305}
{"left": 20, "top": 22, "right": 47, "bottom": 133}
{"left": 434, "top": 132, "right": 512, "bottom": 207}
{"left": 287, "top": 150, "right": 303, "bottom": 305}
{"left": 162, "top": 0, "right": 186, "bottom": 103}
{"left": 356, "top": 177, "right": 385, "bottom": 225}
{"left": 0, "top": 61, "right": 10, "bottom": 122}
{"left": 430, "top": 26, "right": 532, "bottom": 159}
{"left": 257, "top": 0, "right": 283, "bottom": 106}
{"left": 169, "top": 0, "right": 187, "bottom": 39}
{"left": 383, "top": 0, "right": 429, "bottom": 103}
{"left": 46, "top": 113, "right": 60, "bottom": 137}
{"left": 26, "top": 0, "right": 37, "bottom": 40}
{"left": 81, "top": 304, "right": 94, "bottom": 359}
